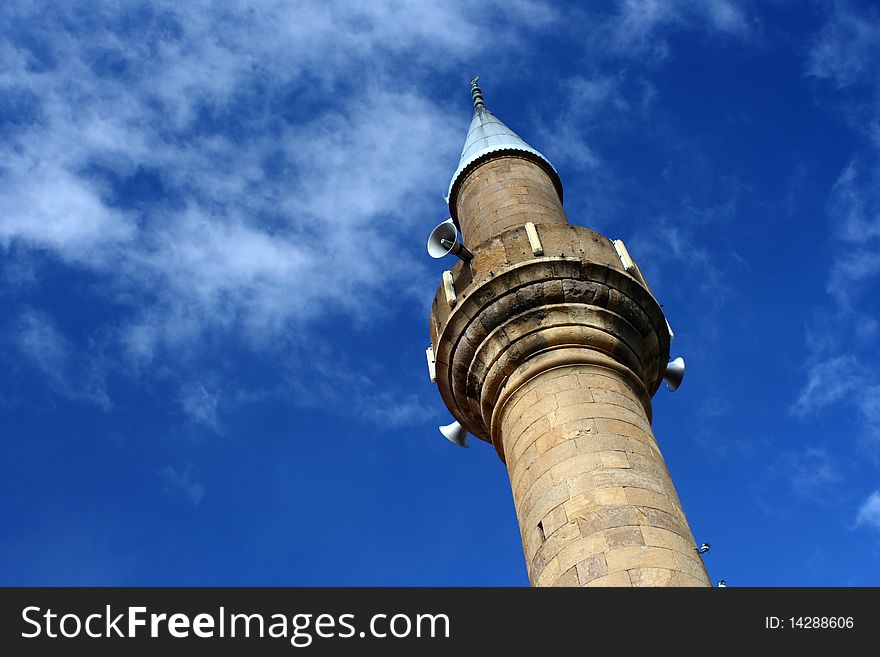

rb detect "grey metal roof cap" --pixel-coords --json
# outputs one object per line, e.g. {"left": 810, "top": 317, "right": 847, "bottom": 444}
{"left": 447, "top": 79, "right": 562, "bottom": 216}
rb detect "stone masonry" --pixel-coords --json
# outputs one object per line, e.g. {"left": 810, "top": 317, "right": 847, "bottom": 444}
{"left": 429, "top": 82, "right": 710, "bottom": 587}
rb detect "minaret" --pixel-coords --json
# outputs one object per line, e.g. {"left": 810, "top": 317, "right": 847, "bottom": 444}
{"left": 427, "top": 78, "right": 711, "bottom": 587}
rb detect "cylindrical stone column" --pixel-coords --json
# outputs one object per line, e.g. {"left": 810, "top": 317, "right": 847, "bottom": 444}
{"left": 454, "top": 156, "right": 568, "bottom": 249}
{"left": 430, "top": 95, "right": 710, "bottom": 586}
{"left": 499, "top": 363, "right": 710, "bottom": 587}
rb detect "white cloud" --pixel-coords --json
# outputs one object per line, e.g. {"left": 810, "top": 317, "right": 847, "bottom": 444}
{"left": 856, "top": 490, "right": 880, "bottom": 530}
{"left": 827, "top": 249, "right": 880, "bottom": 307}
{"left": 785, "top": 447, "right": 843, "bottom": 504}
{"left": 537, "top": 73, "right": 655, "bottom": 170}
{"left": 363, "top": 393, "right": 437, "bottom": 429}
{"left": 857, "top": 385, "right": 880, "bottom": 440}
{"left": 0, "top": 1, "right": 762, "bottom": 414}
{"left": 0, "top": 2, "right": 512, "bottom": 359}
{"left": 1, "top": 0, "right": 546, "bottom": 409}
{"left": 12, "top": 310, "right": 111, "bottom": 409}
{"left": 280, "top": 350, "right": 439, "bottom": 430}
{"left": 792, "top": 355, "right": 880, "bottom": 448}
{"left": 792, "top": 355, "right": 860, "bottom": 418}
{"left": 808, "top": 3, "right": 880, "bottom": 89}
{"left": 15, "top": 311, "right": 70, "bottom": 381}
{"left": 828, "top": 161, "right": 880, "bottom": 244}
{"left": 793, "top": 4, "right": 880, "bottom": 450}
{"left": 179, "top": 382, "right": 221, "bottom": 433}
{"left": 159, "top": 466, "right": 205, "bottom": 506}
{"left": 609, "top": 0, "right": 750, "bottom": 59}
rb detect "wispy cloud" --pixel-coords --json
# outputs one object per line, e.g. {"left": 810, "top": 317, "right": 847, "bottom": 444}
{"left": 159, "top": 466, "right": 205, "bottom": 507}
{"left": 11, "top": 309, "right": 110, "bottom": 409}
{"left": 784, "top": 447, "right": 843, "bottom": 505}
{"left": 282, "top": 350, "right": 438, "bottom": 431}
{"left": 0, "top": 1, "right": 763, "bottom": 422}
{"left": 793, "top": 2, "right": 880, "bottom": 450}
{"left": 856, "top": 490, "right": 880, "bottom": 530}
{"left": 15, "top": 311, "right": 69, "bottom": 382}
{"left": 0, "top": 1, "right": 553, "bottom": 411}
{"left": 537, "top": 73, "right": 656, "bottom": 171}
{"left": 828, "top": 161, "right": 880, "bottom": 245}
{"left": 792, "top": 354, "right": 880, "bottom": 448}
{"left": 808, "top": 2, "right": 880, "bottom": 92}
{"left": 603, "top": 0, "right": 751, "bottom": 61}
{"left": 791, "top": 355, "right": 860, "bottom": 417}
{"left": 178, "top": 382, "right": 221, "bottom": 433}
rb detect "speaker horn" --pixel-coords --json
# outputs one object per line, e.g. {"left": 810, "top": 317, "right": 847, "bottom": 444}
{"left": 664, "top": 356, "right": 685, "bottom": 392}
{"left": 427, "top": 219, "right": 473, "bottom": 261}
{"left": 439, "top": 420, "right": 469, "bottom": 448}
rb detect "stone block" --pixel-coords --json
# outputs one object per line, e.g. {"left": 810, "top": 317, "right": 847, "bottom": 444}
{"left": 562, "top": 491, "right": 599, "bottom": 522}
{"left": 522, "top": 480, "right": 571, "bottom": 530}
{"left": 593, "top": 486, "right": 628, "bottom": 506}
{"left": 576, "top": 554, "right": 609, "bottom": 584}
{"left": 556, "top": 531, "right": 608, "bottom": 573}
{"left": 599, "top": 450, "right": 631, "bottom": 469}
{"left": 594, "top": 417, "right": 652, "bottom": 443}
{"left": 590, "top": 468, "right": 668, "bottom": 494}
{"left": 637, "top": 507, "right": 692, "bottom": 538}
{"left": 533, "top": 556, "right": 560, "bottom": 587}
{"left": 673, "top": 572, "right": 710, "bottom": 587}
{"left": 584, "top": 572, "right": 632, "bottom": 587}
{"left": 519, "top": 440, "right": 578, "bottom": 488}
{"left": 540, "top": 504, "right": 568, "bottom": 538}
{"left": 673, "top": 550, "right": 709, "bottom": 582}
{"left": 552, "top": 566, "right": 580, "bottom": 587}
{"left": 550, "top": 453, "right": 602, "bottom": 486}
{"left": 530, "top": 521, "right": 581, "bottom": 573}
{"left": 590, "top": 387, "right": 646, "bottom": 417}
{"left": 625, "top": 487, "right": 675, "bottom": 514}
{"left": 549, "top": 402, "right": 603, "bottom": 428}
{"left": 574, "top": 432, "right": 642, "bottom": 456}
{"left": 534, "top": 427, "right": 580, "bottom": 455}
{"left": 604, "top": 526, "right": 646, "bottom": 549}
{"left": 552, "top": 387, "right": 595, "bottom": 409}
{"left": 628, "top": 567, "right": 676, "bottom": 587}
{"left": 641, "top": 526, "right": 698, "bottom": 556}
{"left": 574, "top": 505, "right": 644, "bottom": 536}
{"left": 605, "top": 546, "right": 677, "bottom": 572}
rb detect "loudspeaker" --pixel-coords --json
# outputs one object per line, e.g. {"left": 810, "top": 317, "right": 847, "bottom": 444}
{"left": 427, "top": 219, "right": 472, "bottom": 261}
{"left": 439, "top": 420, "right": 469, "bottom": 448}
{"left": 664, "top": 356, "right": 685, "bottom": 392}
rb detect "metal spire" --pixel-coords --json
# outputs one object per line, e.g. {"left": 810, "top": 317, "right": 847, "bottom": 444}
{"left": 470, "top": 76, "right": 486, "bottom": 111}
{"left": 447, "top": 76, "right": 563, "bottom": 213}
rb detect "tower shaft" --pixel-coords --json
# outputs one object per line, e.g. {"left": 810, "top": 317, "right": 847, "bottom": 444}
{"left": 500, "top": 363, "right": 708, "bottom": 586}
{"left": 455, "top": 157, "right": 568, "bottom": 248}
{"left": 429, "top": 80, "right": 709, "bottom": 586}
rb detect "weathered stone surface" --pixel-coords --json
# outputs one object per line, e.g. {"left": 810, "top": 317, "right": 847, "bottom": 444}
{"left": 556, "top": 530, "right": 608, "bottom": 573}
{"left": 624, "top": 487, "right": 675, "bottom": 514}
{"left": 641, "top": 526, "right": 698, "bottom": 555}
{"left": 604, "top": 526, "right": 646, "bottom": 549}
{"left": 540, "top": 504, "right": 568, "bottom": 538}
{"left": 429, "top": 145, "right": 705, "bottom": 587}
{"left": 604, "top": 546, "right": 678, "bottom": 572}
{"left": 455, "top": 157, "right": 568, "bottom": 249}
{"left": 584, "top": 572, "right": 632, "bottom": 587}
{"left": 498, "top": 364, "right": 709, "bottom": 587}
{"left": 629, "top": 567, "right": 676, "bottom": 587}
{"left": 576, "top": 554, "right": 609, "bottom": 584}
{"left": 552, "top": 566, "right": 580, "bottom": 587}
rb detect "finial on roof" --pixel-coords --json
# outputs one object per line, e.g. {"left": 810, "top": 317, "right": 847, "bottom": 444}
{"left": 470, "top": 76, "right": 486, "bottom": 111}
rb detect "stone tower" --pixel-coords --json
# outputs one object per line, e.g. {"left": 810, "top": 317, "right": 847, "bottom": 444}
{"left": 427, "top": 79, "right": 710, "bottom": 587}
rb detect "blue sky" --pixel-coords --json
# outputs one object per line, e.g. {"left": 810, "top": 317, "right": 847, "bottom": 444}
{"left": 1, "top": 0, "right": 879, "bottom": 586}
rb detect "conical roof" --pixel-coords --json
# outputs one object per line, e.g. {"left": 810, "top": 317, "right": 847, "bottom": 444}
{"left": 447, "top": 77, "right": 562, "bottom": 218}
